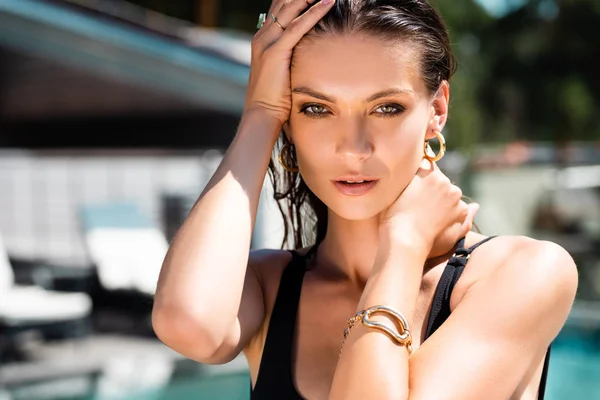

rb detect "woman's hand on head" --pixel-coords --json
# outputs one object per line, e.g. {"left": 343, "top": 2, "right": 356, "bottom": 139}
{"left": 244, "top": 0, "right": 335, "bottom": 127}
{"left": 380, "top": 159, "right": 480, "bottom": 254}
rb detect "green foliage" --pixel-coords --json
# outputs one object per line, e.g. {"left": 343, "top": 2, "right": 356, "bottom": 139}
{"left": 458, "top": 0, "right": 600, "bottom": 145}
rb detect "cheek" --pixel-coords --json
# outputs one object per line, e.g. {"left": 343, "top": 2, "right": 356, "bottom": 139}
{"left": 288, "top": 116, "right": 333, "bottom": 173}
{"left": 379, "top": 121, "right": 426, "bottom": 169}
{"left": 378, "top": 142, "right": 421, "bottom": 201}
{"left": 374, "top": 119, "right": 428, "bottom": 199}
{"left": 291, "top": 130, "right": 341, "bottom": 211}
{"left": 294, "top": 135, "right": 331, "bottom": 186}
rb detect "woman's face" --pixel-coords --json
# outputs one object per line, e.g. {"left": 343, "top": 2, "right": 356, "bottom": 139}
{"left": 288, "top": 33, "right": 448, "bottom": 221}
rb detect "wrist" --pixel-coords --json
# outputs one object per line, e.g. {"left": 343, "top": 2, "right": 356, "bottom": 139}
{"left": 239, "top": 108, "right": 284, "bottom": 143}
{"left": 361, "top": 251, "right": 421, "bottom": 318}
{"left": 378, "top": 222, "right": 431, "bottom": 258}
{"left": 371, "top": 233, "right": 429, "bottom": 284}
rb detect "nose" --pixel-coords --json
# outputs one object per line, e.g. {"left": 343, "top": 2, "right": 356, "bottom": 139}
{"left": 335, "top": 117, "right": 373, "bottom": 162}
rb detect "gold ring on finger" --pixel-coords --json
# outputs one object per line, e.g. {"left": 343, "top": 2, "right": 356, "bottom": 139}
{"left": 271, "top": 14, "right": 286, "bottom": 30}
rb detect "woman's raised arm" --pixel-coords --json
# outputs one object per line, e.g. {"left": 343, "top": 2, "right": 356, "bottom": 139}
{"left": 151, "top": 0, "right": 336, "bottom": 365}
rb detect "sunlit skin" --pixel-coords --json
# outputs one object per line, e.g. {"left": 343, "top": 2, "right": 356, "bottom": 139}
{"left": 287, "top": 34, "right": 452, "bottom": 284}
{"left": 152, "top": 1, "right": 578, "bottom": 398}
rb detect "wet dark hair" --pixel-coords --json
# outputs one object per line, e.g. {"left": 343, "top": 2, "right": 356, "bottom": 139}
{"left": 267, "top": 0, "right": 457, "bottom": 250}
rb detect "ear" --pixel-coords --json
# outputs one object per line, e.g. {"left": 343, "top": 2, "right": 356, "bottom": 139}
{"left": 426, "top": 80, "right": 450, "bottom": 140}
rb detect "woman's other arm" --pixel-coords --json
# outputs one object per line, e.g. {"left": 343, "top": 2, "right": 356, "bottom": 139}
{"left": 330, "top": 235, "right": 577, "bottom": 400}
{"left": 329, "top": 162, "right": 578, "bottom": 399}
{"left": 151, "top": 0, "right": 337, "bottom": 365}
{"left": 152, "top": 110, "right": 280, "bottom": 364}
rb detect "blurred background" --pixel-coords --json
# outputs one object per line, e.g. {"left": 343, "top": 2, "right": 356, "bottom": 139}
{"left": 0, "top": 0, "right": 598, "bottom": 399}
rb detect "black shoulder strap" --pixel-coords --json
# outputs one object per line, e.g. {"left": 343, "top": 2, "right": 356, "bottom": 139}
{"left": 538, "top": 345, "right": 552, "bottom": 399}
{"left": 424, "top": 236, "right": 552, "bottom": 398}
{"left": 424, "top": 236, "right": 497, "bottom": 339}
{"left": 252, "top": 250, "right": 307, "bottom": 396}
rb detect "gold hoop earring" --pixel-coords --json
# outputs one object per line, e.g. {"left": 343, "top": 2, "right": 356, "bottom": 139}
{"left": 424, "top": 131, "right": 446, "bottom": 162}
{"left": 278, "top": 142, "right": 299, "bottom": 173}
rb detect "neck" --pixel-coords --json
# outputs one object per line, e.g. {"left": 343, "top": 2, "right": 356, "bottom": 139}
{"left": 317, "top": 210, "right": 381, "bottom": 286}
{"left": 316, "top": 210, "right": 462, "bottom": 287}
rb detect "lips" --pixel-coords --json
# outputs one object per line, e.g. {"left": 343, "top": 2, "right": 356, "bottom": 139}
{"left": 333, "top": 178, "right": 378, "bottom": 196}
{"left": 339, "top": 179, "right": 367, "bottom": 184}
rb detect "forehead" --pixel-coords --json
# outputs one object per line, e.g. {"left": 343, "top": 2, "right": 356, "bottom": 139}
{"left": 291, "top": 33, "right": 425, "bottom": 96}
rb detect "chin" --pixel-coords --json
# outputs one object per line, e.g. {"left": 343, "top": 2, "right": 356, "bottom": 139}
{"left": 304, "top": 179, "right": 388, "bottom": 222}
{"left": 323, "top": 196, "right": 384, "bottom": 222}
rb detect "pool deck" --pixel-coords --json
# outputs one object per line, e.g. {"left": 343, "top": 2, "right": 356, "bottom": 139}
{"left": 0, "top": 333, "right": 249, "bottom": 394}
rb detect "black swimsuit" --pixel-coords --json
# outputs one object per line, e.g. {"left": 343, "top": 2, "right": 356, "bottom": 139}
{"left": 251, "top": 236, "right": 551, "bottom": 399}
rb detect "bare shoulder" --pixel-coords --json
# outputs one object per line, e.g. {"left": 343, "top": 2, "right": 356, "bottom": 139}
{"left": 249, "top": 246, "right": 315, "bottom": 281}
{"left": 248, "top": 248, "right": 294, "bottom": 283}
{"left": 501, "top": 235, "right": 579, "bottom": 298}
{"left": 408, "top": 235, "right": 578, "bottom": 399}
{"left": 249, "top": 248, "right": 293, "bottom": 268}
{"left": 466, "top": 232, "right": 578, "bottom": 280}
{"left": 247, "top": 248, "right": 300, "bottom": 311}
{"left": 453, "top": 233, "right": 579, "bottom": 311}
{"left": 244, "top": 248, "right": 298, "bottom": 366}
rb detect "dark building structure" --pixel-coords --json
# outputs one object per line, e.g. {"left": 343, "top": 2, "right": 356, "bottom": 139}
{"left": 0, "top": 0, "right": 252, "bottom": 149}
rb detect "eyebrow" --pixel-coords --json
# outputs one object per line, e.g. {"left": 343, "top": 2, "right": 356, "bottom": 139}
{"left": 291, "top": 87, "right": 414, "bottom": 103}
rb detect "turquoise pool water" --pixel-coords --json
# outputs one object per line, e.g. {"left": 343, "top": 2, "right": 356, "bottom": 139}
{"left": 151, "top": 344, "right": 600, "bottom": 400}
{"left": 544, "top": 324, "right": 600, "bottom": 399}
{"left": 4, "top": 323, "right": 600, "bottom": 400}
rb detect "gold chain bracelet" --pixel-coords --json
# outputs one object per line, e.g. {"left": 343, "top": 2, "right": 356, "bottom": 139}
{"left": 339, "top": 305, "right": 413, "bottom": 356}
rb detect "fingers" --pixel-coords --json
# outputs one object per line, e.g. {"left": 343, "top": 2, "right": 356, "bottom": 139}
{"left": 276, "top": 0, "right": 319, "bottom": 28}
{"left": 255, "top": 0, "right": 295, "bottom": 41}
{"left": 267, "top": 0, "right": 285, "bottom": 17}
{"left": 273, "top": 0, "right": 336, "bottom": 49}
{"left": 460, "top": 202, "right": 480, "bottom": 236}
{"left": 416, "top": 161, "right": 452, "bottom": 193}
{"left": 257, "top": 0, "right": 322, "bottom": 47}
{"left": 268, "top": 0, "right": 313, "bottom": 16}
{"left": 418, "top": 157, "right": 435, "bottom": 174}
{"left": 443, "top": 201, "right": 478, "bottom": 246}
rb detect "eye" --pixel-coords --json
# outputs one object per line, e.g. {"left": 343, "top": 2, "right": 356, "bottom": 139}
{"left": 374, "top": 104, "right": 404, "bottom": 117}
{"left": 299, "top": 103, "right": 330, "bottom": 118}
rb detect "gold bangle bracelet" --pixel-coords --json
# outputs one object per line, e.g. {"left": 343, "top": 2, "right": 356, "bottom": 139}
{"left": 340, "top": 305, "right": 413, "bottom": 356}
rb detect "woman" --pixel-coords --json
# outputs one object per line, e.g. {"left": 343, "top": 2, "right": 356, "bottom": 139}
{"left": 152, "top": 0, "right": 578, "bottom": 399}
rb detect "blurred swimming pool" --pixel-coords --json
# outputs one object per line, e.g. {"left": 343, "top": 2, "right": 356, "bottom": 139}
{"left": 544, "top": 319, "right": 600, "bottom": 399}
{"left": 143, "top": 331, "right": 600, "bottom": 400}
{"left": 3, "top": 313, "right": 600, "bottom": 400}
